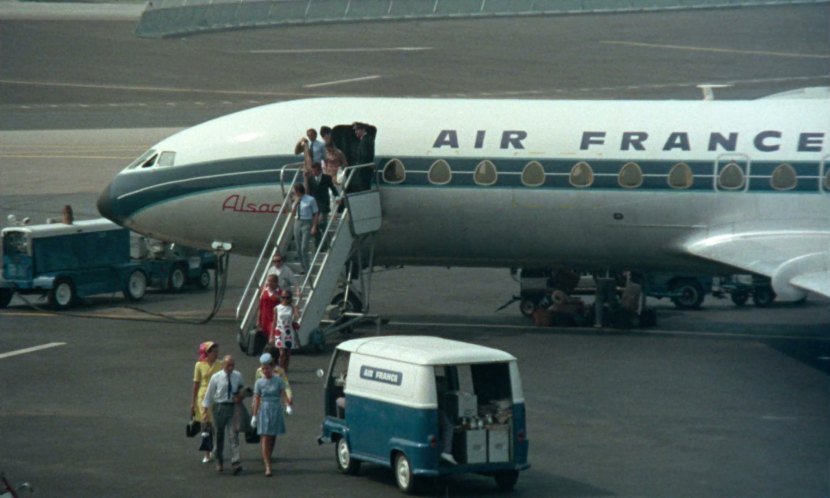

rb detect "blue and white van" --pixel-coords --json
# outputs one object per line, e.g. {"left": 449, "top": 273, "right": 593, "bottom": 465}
{"left": 319, "top": 336, "right": 530, "bottom": 493}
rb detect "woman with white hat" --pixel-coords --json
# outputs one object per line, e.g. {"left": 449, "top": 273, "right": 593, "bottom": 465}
{"left": 250, "top": 352, "right": 291, "bottom": 477}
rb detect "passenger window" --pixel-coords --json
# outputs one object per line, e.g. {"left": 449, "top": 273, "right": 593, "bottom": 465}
{"left": 618, "top": 162, "right": 643, "bottom": 189}
{"left": 718, "top": 162, "right": 745, "bottom": 190}
{"left": 474, "top": 160, "right": 497, "bottom": 186}
{"left": 668, "top": 162, "right": 693, "bottom": 189}
{"left": 770, "top": 163, "right": 797, "bottom": 190}
{"left": 521, "top": 161, "right": 545, "bottom": 187}
{"left": 569, "top": 161, "right": 593, "bottom": 188}
{"left": 428, "top": 160, "right": 452, "bottom": 185}
{"left": 382, "top": 159, "right": 406, "bottom": 184}
{"left": 825, "top": 168, "right": 830, "bottom": 191}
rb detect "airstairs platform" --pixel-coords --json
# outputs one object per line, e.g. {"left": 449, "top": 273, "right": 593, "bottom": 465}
{"left": 236, "top": 163, "right": 381, "bottom": 352}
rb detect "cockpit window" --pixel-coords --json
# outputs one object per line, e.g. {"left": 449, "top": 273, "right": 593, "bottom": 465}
{"left": 157, "top": 151, "right": 176, "bottom": 167}
{"left": 125, "top": 149, "right": 157, "bottom": 171}
{"left": 140, "top": 153, "right": 158, "bottom": 169}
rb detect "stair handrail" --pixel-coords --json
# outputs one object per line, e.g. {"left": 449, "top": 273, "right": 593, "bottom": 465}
{"left": 294, "top": 163, "right": 378, "bottom": 327}
{"left": 295, "top": 162, "right": 375, "bottom": 294}
{"left": 235, "top": 162, "right": 303, "bottom": 329}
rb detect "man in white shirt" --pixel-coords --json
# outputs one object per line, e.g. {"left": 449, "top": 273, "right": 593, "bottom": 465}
{"left": 291, "top": 183, "right": 319, "bottom": 274}
{"left": 294, "top": 128, "right": 325, "bottom": 165}
{"left": 202, "top": 355, "right": 245, "bottom": 474}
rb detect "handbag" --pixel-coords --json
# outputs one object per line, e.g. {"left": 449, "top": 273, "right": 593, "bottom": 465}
{"left": 245, "top": 424, "right": 260, "bottom": 444}
{"left": 198, "top": 427, "right": 213, "bottom": 451}
{"left": 186, "top": 417, "right": 200, "bottom": 438}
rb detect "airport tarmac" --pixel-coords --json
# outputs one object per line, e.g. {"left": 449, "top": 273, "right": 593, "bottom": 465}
{"left": 1, "top": 3, "right": 830, "bottom": 497}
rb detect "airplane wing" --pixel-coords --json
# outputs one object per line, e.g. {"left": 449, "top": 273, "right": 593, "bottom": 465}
{"left": 686, "top": 231, "right": 830, "bottom": 300}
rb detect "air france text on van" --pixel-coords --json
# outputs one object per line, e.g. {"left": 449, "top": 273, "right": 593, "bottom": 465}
{"left": 360, "top": 366, "right": 403, "bottom": 386}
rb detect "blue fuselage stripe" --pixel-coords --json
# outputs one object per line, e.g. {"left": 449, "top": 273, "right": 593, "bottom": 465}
{"left": 107, "top": 155, "right": 827, "bottom": 219}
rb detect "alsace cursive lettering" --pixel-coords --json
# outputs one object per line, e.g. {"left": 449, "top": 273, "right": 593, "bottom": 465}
{"left": 222, "top": 194, "right": 281, "bottom": 214}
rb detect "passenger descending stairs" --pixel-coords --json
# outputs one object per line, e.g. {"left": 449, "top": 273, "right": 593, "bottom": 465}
{"left": 236, "top": 163, "right": 382, "bottom": 352}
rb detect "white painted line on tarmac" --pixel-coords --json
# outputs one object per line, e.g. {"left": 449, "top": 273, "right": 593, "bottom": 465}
{"left": 247, "top": 47, "right": 432, "bottom": 54}
{"left": 386, "top": 320, "right": 830, "bottom": 341}
{"left": 304, "top": 75, "right": 381, "bottom": 89}
{"left": 0, "top": 342, "right": 66, "bottom": 360}
{"left": 601, "top": 41, "right": 830, "bottom": 59}
{"left": 0, "top": 79, "right": 319, "bottom": 97}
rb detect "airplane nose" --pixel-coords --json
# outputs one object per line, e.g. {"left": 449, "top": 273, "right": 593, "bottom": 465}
{"left": 97, "top": 182, "right": 119, "bottom": 223}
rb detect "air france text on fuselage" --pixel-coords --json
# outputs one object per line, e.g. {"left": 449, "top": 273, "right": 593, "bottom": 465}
{"left": 432, "top": 130, "right": 826, "bottom": 152}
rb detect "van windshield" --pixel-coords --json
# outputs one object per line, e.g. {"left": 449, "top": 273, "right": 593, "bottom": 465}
{"left": 2, "top": 231, "right": 30, "bottom": 256}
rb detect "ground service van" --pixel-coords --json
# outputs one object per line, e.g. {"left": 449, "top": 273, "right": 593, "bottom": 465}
{"left": 318, "top": 336, "right": 530, "bottom": 494}
{"left": 0, "top": 219, "right": 217, "bottom": 310}
{"left": 0, "top": 219, "right": 149, "bottom": 309}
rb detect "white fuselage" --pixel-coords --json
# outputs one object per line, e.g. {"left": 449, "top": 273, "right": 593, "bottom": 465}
{"left": 97, "top": 97, "right": 830, "bottom": 275}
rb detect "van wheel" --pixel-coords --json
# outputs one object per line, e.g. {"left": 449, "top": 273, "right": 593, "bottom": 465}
{"left": 670, "top": 279, "right": 705, "bottom": 310}
{"left": 730, "top": 290, "right": 749, "bottom": 307}
{"left": 336, "top": 438, "right": 361, "bottom": 475}
{"left": 0, "top": 288, "right": 12, "bottom": 308}
{"left": 124, "top": 270, "right": 147, "bottom": 301}
{"left": 49, "top": 277, "right": 75, "bottom": 310}
{"left": 394, "top": 453, "right": 420, "bottom": 494}
{"left": 167, "top": 265, "right": 186, "bottom": 293}
{"left": 753, "top": 285, "right": 776, "bottom": 308}
{"left": 196, "top": 269, "right": 211, "bottom": 289}
{"left": 494, "top": 470, "right": 519, "bottom": 491}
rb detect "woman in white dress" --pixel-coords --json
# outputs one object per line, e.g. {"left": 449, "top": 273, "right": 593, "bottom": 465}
{"left": 272, "top": 291, "right": 299, "bottom": 373}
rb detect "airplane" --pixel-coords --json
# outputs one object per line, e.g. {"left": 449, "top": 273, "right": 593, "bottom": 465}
{"left": 97, "top": 91, "right": 830, "bottom": 312}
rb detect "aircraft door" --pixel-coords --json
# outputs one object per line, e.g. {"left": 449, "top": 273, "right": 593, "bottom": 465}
{"left": 331, "top": 124, "right": 377, "bottom": 166}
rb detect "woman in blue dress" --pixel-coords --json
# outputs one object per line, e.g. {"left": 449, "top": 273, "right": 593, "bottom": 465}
{"left": 251, "top": 352, "right": 290, "bottom": 477}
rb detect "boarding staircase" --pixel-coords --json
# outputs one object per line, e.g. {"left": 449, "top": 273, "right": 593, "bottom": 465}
{"left": 236, "top": 162, "right": 382, "bottom": 352}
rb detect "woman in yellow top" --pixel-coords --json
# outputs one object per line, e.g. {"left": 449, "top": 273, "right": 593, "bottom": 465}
{"left": 191, "top": 341, "right": 223, "bottom": 463}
